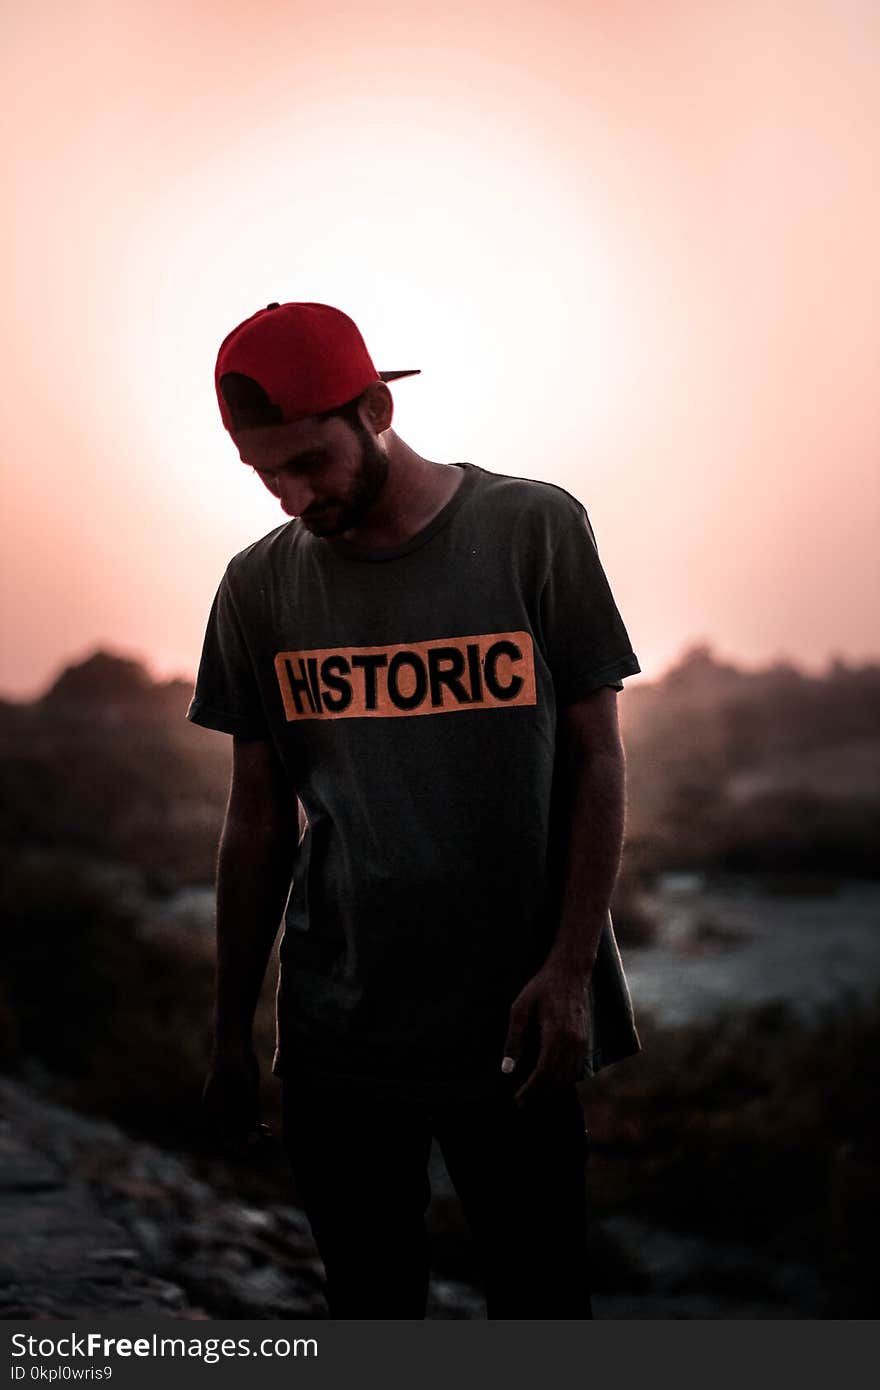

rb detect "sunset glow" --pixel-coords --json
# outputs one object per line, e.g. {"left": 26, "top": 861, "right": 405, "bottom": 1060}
{"left": 3, "top": 0, "right": 879, "bottom": 697}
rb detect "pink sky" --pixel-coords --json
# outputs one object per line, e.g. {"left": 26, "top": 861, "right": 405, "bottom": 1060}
{"left": 3, "top": 0, "right": 879, "bottom": 698}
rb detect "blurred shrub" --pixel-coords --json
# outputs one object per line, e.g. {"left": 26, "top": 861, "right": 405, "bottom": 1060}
{"left": 620, "top": 646, "right": 880, "bottom": 877}
{"left": 0, "top": 704, "right": 230, "bottom": 885}
{"left": 587, "top": 996, "right": 880, "bottom": 1265}
{"left": 0, "top": 851, "right": 278, "bottom": 1146}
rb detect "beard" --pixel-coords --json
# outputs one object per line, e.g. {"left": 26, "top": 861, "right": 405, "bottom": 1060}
{"left": 299, "top": 427, "right": 389, "bottom": 538}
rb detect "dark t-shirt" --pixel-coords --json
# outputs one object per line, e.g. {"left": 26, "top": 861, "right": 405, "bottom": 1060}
{"left": 187, "top": 462, "right": 642, "bottom": 1100}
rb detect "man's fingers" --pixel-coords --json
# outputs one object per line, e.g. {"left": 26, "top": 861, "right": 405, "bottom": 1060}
{"left": 513, "top": 1023, "right": 581, "bottom": 1105}
{"left": 513, "top": 1037, "right": 555, "bottom": 1106}
{"left": 218, "top": 1122, "right": 276, "bottom": 1161}
{"left": 502, "top": 993, "right": 532, "bottom": 1073}
{"left": 503, "top": 980, "right": 588, "bottom": 1092}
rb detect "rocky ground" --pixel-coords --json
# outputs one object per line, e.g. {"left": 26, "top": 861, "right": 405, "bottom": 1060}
{"left": 0, "top": 1075, "right": 829, "bottom": 1320}
{"left": 0, "top": 1076, "right": 483, "bottom": 1320}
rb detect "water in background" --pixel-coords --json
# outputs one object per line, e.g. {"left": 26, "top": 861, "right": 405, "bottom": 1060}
{"left": 624, "top": 875, "right": 880, "bottom": 1030}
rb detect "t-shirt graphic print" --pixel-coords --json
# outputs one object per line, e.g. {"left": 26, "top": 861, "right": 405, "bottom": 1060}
{"left": 274, "top": 631, "right": 537, "bottom": 721}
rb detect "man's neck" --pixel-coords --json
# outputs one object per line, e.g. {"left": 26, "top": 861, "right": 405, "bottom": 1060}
{"left": 338, "top": 431, "right": 464, "bottom": 549}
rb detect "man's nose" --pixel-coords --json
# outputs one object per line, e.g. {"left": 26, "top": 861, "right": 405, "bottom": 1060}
{"left": 275, "top": 474, "right": 315, "bottom": 517}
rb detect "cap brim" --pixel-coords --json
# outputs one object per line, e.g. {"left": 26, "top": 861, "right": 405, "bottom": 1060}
{"left": 379, "top": 369, "right": 421, "bottom": 382}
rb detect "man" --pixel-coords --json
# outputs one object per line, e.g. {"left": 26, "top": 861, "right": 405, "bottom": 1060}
{"left": 189, "top": 301, "right": 641, "bottom": 1319}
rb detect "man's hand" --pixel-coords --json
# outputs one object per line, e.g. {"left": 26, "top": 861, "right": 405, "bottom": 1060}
{"left": 502, "top": 965, "right": 590, "bottom": 1107}
{"left": 202, "top": 1043, "right": 262, "bottom": 1151}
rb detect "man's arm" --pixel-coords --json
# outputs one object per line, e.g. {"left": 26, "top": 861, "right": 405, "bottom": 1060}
{"left": 503, "top": 686, "right": 627, "bottom": 1105}
{"left": 545, "top": 686, "right": 627, "bottom": 977}
{"left": 202, "top": 735, "right": 299, "bottom": 1140}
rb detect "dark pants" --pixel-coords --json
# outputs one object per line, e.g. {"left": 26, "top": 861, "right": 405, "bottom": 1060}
{"left": 281, "top": 1080, "right": 593, "bottom": 1319}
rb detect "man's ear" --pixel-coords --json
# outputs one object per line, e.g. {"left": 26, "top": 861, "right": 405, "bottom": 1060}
{"left": 359, "top": 381, "right": 394, "bottom": 435}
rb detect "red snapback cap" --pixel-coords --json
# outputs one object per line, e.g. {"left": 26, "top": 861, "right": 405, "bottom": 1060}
{"left": 215, "top": 301, "right": 420, "bottom": 433}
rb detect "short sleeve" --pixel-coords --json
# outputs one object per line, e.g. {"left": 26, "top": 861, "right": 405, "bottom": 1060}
{"left": 186, "top": 569, "right": 270, "bottom": 739}
{"left": 539, "top": 501, "right": 640, "bottom": 704}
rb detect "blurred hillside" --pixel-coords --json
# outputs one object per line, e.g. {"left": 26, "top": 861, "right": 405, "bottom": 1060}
{"left": 0, "top": 652, "right": 229, "bottom": 886}
{"left": 2, "top": 642, "right": 878, "bottom": 889}
{"left": 618, "top": 643, "right": 880, "bottom": 881}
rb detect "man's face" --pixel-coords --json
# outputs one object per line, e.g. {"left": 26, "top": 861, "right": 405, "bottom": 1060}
{"left": 234, "top": 411, "right": 389, "bottom": 538}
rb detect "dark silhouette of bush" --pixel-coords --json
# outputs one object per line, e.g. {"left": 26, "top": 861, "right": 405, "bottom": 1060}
{"left": 42, "top": 650, "right": 155, "bottom": 709}
{"left": 587, "top": 995, "right": 880, "bottom": 1289}
{"left": 620, "top": 645, "right": 880, "bottom": 877}
{"left": 0, "top": 850, "right": 278, "bottom": 1146}
{"left": 0, "top": 656, "right": 231, "bottom": 883}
